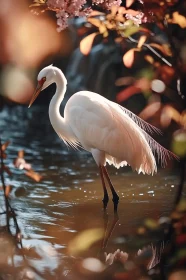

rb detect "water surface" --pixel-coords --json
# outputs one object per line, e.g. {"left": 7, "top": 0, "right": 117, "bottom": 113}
{"left": 0, "top": 105, "right": 180, "bottom": 279}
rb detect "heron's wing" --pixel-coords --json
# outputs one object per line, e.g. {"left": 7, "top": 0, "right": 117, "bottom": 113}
{"left": 141, "top": 129, "right": 178, "bottom": 167}
{"left": 117, "top": 104, "right": 162, "bottom": 135}
{"left": 57, "top": 132, "right": 83, "bottom": 151}
{"left": 66, "top": 93, "right": 157, "bottom": 174}
{"left": 108, "top": 101, "right": 178, "bottom": 167}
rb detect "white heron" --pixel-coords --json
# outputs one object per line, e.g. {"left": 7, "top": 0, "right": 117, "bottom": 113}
{"left": 28, "top": 65, "right": 175, "bottom": 212}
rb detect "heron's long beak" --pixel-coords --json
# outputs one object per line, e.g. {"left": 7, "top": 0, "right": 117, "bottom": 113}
{"left": 28, "top": 80, "right": 44, "bottom": 108}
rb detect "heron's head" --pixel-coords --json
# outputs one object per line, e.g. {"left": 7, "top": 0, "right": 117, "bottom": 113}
{"left": 28, "top": 65, "right": 59, "bottom": 108}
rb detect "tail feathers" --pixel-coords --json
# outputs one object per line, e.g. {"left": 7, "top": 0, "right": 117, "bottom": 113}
{"left": 106, "top": 155, "right": 128, "bottom": 169}
{"left": 106, "top": 154, "right": 157, "bottom": 175}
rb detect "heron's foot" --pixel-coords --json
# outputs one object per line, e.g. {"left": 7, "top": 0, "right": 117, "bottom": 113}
{"left": 102, "top": 194, "right": 109, "bottom": 210}
{"left": 112, "top": 194, "right": 119, "bottom": 213}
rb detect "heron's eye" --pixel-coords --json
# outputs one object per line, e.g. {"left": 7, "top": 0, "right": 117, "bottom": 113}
{"left": 38, "top": 77, "right": 46, "bottom": 85}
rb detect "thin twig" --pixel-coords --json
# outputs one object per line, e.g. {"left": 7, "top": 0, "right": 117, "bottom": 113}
{"left": 0, "top": 137, "right": 10, "bottom": 230}
{"left": 128, "top": 36, "right": 172, "bottom": 67}
{"left": 0, "top": 138, "right": 22, "bottom": 240}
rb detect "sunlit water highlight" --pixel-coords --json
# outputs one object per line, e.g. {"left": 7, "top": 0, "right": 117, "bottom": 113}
{"left": 0, "top": 105, "right": 181, "bottom": 278}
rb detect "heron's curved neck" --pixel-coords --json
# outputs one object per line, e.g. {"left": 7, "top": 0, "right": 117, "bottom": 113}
{"left": 49, "top": 77, "right": 73, "bottom": 140}
{"left": 49, "top": 80, "right": 65, "bottom": 117}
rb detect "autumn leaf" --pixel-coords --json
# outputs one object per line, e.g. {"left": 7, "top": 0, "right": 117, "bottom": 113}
{"left": 80, "top": 32, "right": 98, "bottom": 55}
{"left": 68, "top": 228, "right": 104, "bottom": 256}
{"left": 89, "top": 10, "right": 105, "bottom": 16}
{"left": 5, "top": 185, "right": 12, "bottom": 197}
{"left": 119, "top": 23, "right": 139, "bottom": 37}
{"left": 0, "top": 185, "right": 12, "bottom": 196}
{"left": 139, "top": 102, "right": 161, "bottom": 120}
{"left": 110, "top": 5, "right": 118, "bottom": 16}
{"left": 115, "top": 14, "right": 125, "bottom": 23}
{"left": 160, "top": 105, "right": 180, "bottom": 127}
{"left": 14, "top": 150, "right": 32, "bottom": 170}
{"left": 1, "top": 141, "right": 10, "bottom": 151}
{"left": 115, "top": 76, "right": 135, "bottom": 86}
{"left": 135, "top": 77, "right": 151, "bottom": 91}
{"left": 99, "top": 24, "right": 108, "bottom": 37}
{"left": 145, "top": 55, "right": 154, "bottom": 64}
{"left": 25, "top": 169, "right": 42, "bottom": 182}
{"left": 0, "top": 165, "right": 11, "bottom": 176}
{"left": 144, "top": 218, "right": 159, "bottom": 230}
{"left": 123, "top": 48, "right": 139, "bottom": 68}
{"left": 14, "top": 150, "right": 42, "bottom": 181}
{"left": 1, "top": 152, "right": 7, "bottom": 159}
{"left": 122, "top": 9, "right": 140, "bottom": 16}
{"left": 116, "top": 85, "right": 141, "bottom": 103}
{"left": 149, "top": 43, "right": 172, "bottom": 56}
{"left": 126, "top": 0, "right": 135, "bottom": 8}
{"left": 0, "top": 141, "right": 10, "bottom": 159}
{"left": 118, "top": 7, "right": 126, "bottom": 14}
{"left": 170, "top": 11, "right": 186, "bottom": 28}
{"left": 182, "top": 112, "right": 186, "bottom": 126}
{"left": 88, "top": 18, "right": 101, "bottom": 28}
{"left": 29, "top": 1, "right": 48, "bottom": 15}
{"left": 18, "top": 150, "right": 24, "bottom": 158}
{"left": 137, "top": 35, "right": 147, "bottom": 49}
{"left": 114, "top": 37, "right": 123, "bottom": 43}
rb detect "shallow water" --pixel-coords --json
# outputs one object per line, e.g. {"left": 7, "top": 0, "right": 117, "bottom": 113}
{"left": 0, "top": 105, "right": 181, "bottom": 279}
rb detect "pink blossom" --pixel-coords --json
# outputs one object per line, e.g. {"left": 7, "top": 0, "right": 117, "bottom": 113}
{"left": 125, "top": 11, "right": 147, "bottom": 26}
{"left": 46, "top": 0, "right": 121, "bottom": 30}
{"left": 92, "top": 0, "right": 122, "bottom": 9}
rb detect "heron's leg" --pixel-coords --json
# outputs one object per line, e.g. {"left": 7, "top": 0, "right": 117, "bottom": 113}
{"left": 102, "top": 166, "right": 119, "bottom": 212}
{"left": 99, "top": 165, "right": 109, "bottom": 210}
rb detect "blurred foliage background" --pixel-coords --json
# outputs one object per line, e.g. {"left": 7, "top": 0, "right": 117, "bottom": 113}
{"left": 0, "top": 0, "right": 186, "bottom": 154}
{"left": 0, "top": 1, "right": 186, "bottom": 279}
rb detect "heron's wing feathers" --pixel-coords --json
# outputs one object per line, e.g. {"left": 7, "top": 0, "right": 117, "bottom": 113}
{"left": 141, "top": 130, "right": 178, "bottom": 167}
{"left": 57, "top": 132, "right": 83, "bottom": 150}
{"left": 67, "top": 93, "right": 157, "bottom": 173}
{"left": 117, "top": 104, "right": 162, "bottom": 135}
{"left": 110, "top": 101, "right": 178, "bottom": 167}
{"left": 65, "top": 91, "right": 178, "bottom": 173}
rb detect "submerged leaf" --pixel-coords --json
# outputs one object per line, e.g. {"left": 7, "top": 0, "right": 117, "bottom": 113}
{"left": 144, "top": 219, "right": 159, "bottom": 230}
{"left": 177, "top": 199, "right": 186, "bottom": 212}
{"left": 68, "top": 228, "right": 104, "bottom": 256}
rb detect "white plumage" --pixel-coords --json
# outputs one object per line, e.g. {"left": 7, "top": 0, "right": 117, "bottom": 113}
{"left": 29, "top": 65, "right": 175, "bottom": 212}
